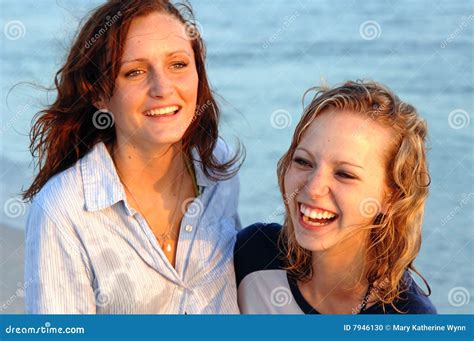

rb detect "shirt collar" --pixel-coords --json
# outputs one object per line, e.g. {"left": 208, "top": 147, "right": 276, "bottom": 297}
{"left": 81, "top": 142, "right": 215, "bottom": 212}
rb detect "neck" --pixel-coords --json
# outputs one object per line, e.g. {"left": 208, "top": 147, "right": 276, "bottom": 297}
{"left": 308, "top": 232, "right": 369, "bottom": 298}
{"left": 109, "top": 138, "right": 184, "bottom": 194}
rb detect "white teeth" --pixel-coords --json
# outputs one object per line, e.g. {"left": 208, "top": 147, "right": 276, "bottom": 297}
{"left": 144, "top": 105, "right": 179, "bottom": 116}
{"left": 302, "top": 215, "right": 329, "bottom": 226}
{"left": 300, "top": 203, "right": 336, "bottom": 220}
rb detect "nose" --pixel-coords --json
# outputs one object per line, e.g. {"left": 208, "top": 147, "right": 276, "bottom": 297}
{"left": 149, "top": 69, "right": 173, "bottom": 98}
{"left": 304, "top": 167, "right": 330, "bottom": 198}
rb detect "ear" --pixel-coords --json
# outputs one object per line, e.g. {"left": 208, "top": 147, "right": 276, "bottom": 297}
{"left": 93, "top": 97, "right": 109, "bottom": 111}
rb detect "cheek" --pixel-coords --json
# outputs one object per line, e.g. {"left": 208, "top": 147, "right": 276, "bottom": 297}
{"left": 107, "top": 87, "right": 137, "bottom": 112}
{"left": 285, "top": 168, "right": 307, "bottom": 195}
{"left": 283, "top": 172, "right": 298, "bottom": 200}
{"left": 178, "top": 69, "right": 198, "bottom": 96}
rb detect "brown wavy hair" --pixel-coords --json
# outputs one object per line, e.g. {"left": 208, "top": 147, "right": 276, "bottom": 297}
{"left": 277, "top": 80, "right": 431, "bottom": 310}
{"left": 23, "top": 0, "right": 243, "bottom": 202}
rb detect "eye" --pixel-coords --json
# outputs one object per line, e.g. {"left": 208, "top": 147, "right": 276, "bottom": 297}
{"left": 125, "top": 69, "right": 145, "bottom": 77}
{"left": 336, "top": 171, "right": 356, "bottom": 180}
{"left": 170, "top": 61, "right": 188, "bottom": 69}
{"left": 293, "top": 157, "right": 311, "bottom": 168}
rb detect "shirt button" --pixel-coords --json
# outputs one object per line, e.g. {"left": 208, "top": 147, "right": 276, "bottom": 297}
{"left": 185, "top": 224, "right": 193, "bottom": 232}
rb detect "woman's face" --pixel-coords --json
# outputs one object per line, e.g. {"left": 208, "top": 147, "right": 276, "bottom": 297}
{"left": 103, "top": 12, "right": 198, "bottom": 149}
{"left": 284, "top": 109, "right": 393, "bottom": 252}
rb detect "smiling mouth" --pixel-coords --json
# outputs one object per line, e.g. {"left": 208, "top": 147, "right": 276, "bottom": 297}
{"left": 143, "top": 105, "right": 181, "bottom": 117}
{"left": 298, "top": 202, "right": 339, "bottom": 227}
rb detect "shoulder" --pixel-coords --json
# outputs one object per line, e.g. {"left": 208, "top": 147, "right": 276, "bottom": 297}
{"left": 397, "top": 273, "right": 437, "bottom": 314}
{"left": 367, "top": 272, "right": 437, "bottom": 314}
{"left": 234, "top": 223, "right": 284, "bottom": 286}
{"left": 31, "top": 162, "right": 83, "bottom": 219}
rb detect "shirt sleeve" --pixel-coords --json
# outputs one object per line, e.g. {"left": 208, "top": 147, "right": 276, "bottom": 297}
{"left": 24, "top": 201, "right": 96, "bottom": 314}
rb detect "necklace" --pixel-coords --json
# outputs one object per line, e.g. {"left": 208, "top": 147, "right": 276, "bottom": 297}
{"left": 156, "top": 164, "right": 184, "bottom": 253}
{"left": 114, "top": 152, "right": 186, "bottom": 254}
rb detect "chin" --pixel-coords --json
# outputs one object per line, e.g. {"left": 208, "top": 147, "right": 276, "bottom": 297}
{"left": 294, "top": 231, "right": 332, "bottom": 252}
{"left": 146, "top": 132, "right": 185, "bottom": 146}
{"left": 292, "top": 217, "right": 336, "bottom": 252}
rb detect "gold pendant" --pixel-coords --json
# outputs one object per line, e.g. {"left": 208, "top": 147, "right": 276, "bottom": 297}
{"left": 165, "top": 242, "right": 172, "bottom": 253}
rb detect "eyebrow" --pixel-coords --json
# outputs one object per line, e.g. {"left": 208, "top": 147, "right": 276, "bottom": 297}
{"left": 121, "top": 50, "right": 192, "bottom": 65}
{"left": 295, "top": 147, "right": 364, "bottom": 169}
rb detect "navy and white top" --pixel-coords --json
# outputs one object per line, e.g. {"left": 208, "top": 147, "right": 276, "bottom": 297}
{"left": 234, "top": 223, "right": 437, "bottom": 314}
{"left": 25, "top": 140, "right": 241, "bottom": 314}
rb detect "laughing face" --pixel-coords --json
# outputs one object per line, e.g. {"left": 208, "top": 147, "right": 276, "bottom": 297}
{"left": 102, "top": 12, "right": 198, "bottom": 149}
{"left": 284, "top": 109, "right": 393, "bottom": 252}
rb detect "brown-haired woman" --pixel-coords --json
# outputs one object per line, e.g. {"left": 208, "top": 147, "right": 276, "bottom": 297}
{"left": 234, "top": 80, "right": 436, "bottom": 314}
{"left": 23, "top": 0, "right": 243, "bottom": 314}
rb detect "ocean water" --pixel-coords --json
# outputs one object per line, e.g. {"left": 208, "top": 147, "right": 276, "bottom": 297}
{"left": 0, "top": 0, "right": 472, "bottom": 314}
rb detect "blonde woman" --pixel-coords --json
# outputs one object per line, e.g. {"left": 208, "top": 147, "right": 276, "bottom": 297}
{"left": 234, "top": 81, "right": 436, "bottom": 314}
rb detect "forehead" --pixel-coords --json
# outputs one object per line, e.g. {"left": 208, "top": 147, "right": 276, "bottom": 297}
{"left": 123, "top": 12, "right": 192, "bottom": 56}
{"left": 297, "top": 110, "right": 393, "bottom": 163}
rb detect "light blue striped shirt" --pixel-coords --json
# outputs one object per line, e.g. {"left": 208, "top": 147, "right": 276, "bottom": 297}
{"left": 25, "top": 141, "right": 241, "bottom": 314}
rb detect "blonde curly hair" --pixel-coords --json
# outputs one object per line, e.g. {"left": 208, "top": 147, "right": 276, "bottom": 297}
{"left": 277, "top": 80, "right": 431, "bottom": 310}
